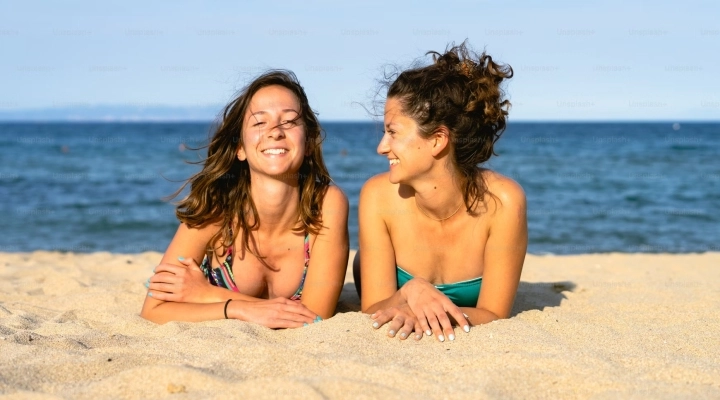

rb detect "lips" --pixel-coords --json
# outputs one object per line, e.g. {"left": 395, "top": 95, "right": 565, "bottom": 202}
{"left": 261, "top": 148, "right": 288, "bottom": 155}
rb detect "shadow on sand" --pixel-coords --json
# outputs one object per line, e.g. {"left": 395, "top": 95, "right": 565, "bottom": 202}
{"left": 335, "top": 281, "right": 576, "bottom": 316}
{"left": 510, "top": 281, "right": 576, "bottom": 316}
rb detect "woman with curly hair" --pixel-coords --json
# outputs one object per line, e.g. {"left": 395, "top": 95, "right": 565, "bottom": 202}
{"left": 354, "top": 42, "right": 527, "bottom": 342}
{"left": 141, "top": 70, "right": 349, "bottom": 328}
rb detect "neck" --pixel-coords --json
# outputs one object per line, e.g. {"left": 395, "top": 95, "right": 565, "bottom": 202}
{"left": 249, "top": 174, "right": 301, "bottom": 235}
{"left": 410, "top": 165, "right": 465, "bottom": 221}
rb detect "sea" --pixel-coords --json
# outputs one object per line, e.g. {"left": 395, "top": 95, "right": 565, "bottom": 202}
{"left": 1, "top": 122, "right": 718, "bottom": 255}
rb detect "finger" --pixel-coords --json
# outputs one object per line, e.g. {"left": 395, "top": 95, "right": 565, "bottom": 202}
{"left": 146, "top": 290, "right": 176, "bottom": 302}
{"left": 387, "top": 314, "right": 405, "bottom": 338}
{"left": 370, "top": 310, "right": 392, "bottom": 329}
{"left": 445, "top": 306, "right": 471, "bottom": 333}
{"left": 414, "top": 309, "right": 432, "bottom": 337}
{"left": 278, "top": 305, "right": 316, "bottom": 324}
{"left": 425, "top": 310, "right": 445, "bottom": 342}
{"left": 178, "top": 256, "right": 203, "bottom": 271}
{"left": 148, "top": 282, "right": 179, "bottom": 295}
{"left": 436, "top": 310, "right": 456, "bottom": 341}
{"left": 397, "top": 318, "right": 415, "bottom": 340}
{"left": 153, "top": 263, "right": 184, "bottom": 275}
{"left": 149, "top": 272, "right": 179, "bottom": 285}
{"left": 287, "top": 302, "right": 318, "bottom": 320}
{"left": 413, "top": 321, "right": 423, "bottom": 340}
{"left": 264, "top": 318, "right": 306, "bottom": 329}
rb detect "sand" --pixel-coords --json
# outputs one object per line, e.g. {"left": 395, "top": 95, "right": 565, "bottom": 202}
{"left": 1, "top": 250, "right": 719, "bottom": 399}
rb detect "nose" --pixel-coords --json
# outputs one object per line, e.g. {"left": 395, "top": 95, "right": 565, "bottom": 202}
{"left": 267, "top": 122, "right": 286, "bottom": 139}
{"left": 377, "top": 132, "right": 390, "bottom": 155}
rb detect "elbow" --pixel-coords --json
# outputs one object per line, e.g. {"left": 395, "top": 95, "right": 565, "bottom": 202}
{"left": 140, "top": 305, "right": 164, "bottom": 324}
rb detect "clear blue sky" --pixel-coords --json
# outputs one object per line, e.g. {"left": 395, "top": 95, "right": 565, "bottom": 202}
{"left": 1, "top": 0, "right": 719, "bottom": 120}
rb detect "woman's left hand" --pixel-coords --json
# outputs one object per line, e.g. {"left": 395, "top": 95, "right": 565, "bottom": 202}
{"left": 400, "top": 277, "right": 470, "bottom": 342}
{"left": 369, "top": 303, "right": 424, "bottom": 341}
{"left": 146, "top": 257, "right": 214, "bottom": 303}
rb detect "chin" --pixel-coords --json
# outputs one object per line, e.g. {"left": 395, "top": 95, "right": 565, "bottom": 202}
{"left": 387, "top": 170, "right": 403, "bottom": 184}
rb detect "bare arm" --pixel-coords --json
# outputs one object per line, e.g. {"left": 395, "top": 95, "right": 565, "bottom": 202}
{"left": 298, "top": 186, "right": 350, "bottom": 319}
{"left": 358, "top": 174, "right": 404, "bottom": 314}
{"left": 140, "top": 223, "right": 270, "bottom": 324}
{"left": 464, "top": 176, "right": 528, "bottom": 324}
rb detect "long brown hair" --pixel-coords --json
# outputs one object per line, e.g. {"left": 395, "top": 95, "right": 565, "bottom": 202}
{"left": 171, "top": 70, "right": 331, "bottom": 262}
{"left": 386, "top": 41, "right": 513, "bottom": 214}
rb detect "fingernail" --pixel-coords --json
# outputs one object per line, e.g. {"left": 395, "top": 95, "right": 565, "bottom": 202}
{"left": 178, "top": 256, "right": 185, "bottom": 261}
{"left": 370, "top": 313, "right": 376, "bottom": 318}
{"left": 425, "top": 330, "right": 432, "bottom": 336}
{"left": 449, "top": 334, "right": 455, "bottom": 341}
{"left": 463, "top": 313, "right": 469, "bottom": 318}
{"left": 152, "top": 268, "right": 155, "bottom": 273}
{"left": 415, "top": 334, "right": 422, "bottom": 340}
{"left": 372, "top": 322, "right": 379, "bottom": 328}
{"left": 303, "top": 323, "right": 308, "bottom": 327}
{"left": 315, "top": 316, "right": 323, "bottom": 322}
{"left": 147, "top": 292, "right": 153, "bottom": 297}
{"left": 143, "top": 282, "right": 149, "bottom": 288}
{"left": 388, "top": 330, "right": 395, "bottom": 337}
{"left": 438, "top": 335, "right": 445, "bottom": 342}
{"left": 464, "top": 325, "right": 470, "bottom": 333}
{"left": 400, "top": 332, "right": 407, "bottom": 338}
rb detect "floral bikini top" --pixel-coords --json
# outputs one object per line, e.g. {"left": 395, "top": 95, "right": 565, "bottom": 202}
{"left": 199, "top": 229, "right": 311, "bottom": 300}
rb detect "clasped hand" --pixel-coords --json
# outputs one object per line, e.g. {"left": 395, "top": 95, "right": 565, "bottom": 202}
{"left": 146, "top": 257, "right": 215, "bottom": 303}
{"left": 371, "top": 277, "right": 470, "bottom": 342}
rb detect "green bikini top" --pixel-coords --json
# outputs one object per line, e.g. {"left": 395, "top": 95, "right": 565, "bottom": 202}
{"left": 396, "top": 266, "right": 482, "bottom": 308}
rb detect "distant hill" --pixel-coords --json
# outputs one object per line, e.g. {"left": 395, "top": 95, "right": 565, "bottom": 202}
{"left": 0, "top": 105, "right": 223, "bottom": 121}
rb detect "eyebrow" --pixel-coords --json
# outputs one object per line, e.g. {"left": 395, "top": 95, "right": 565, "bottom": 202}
{"left": 248, "top": 109, "right": 299, "bottom": 121}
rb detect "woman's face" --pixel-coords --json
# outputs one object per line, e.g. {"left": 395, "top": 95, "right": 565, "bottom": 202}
{"left": 238, "top": 85, "right": 306, "bottom": 180}
{"left": 379, "top": 97, "right": 434, "bottom": 184}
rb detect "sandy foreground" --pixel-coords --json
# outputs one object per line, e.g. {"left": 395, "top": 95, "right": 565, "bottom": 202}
{"left": 0, "top": 251, "right": 719, "bottom": 399}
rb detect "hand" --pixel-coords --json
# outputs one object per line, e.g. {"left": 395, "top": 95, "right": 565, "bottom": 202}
{"left": 370, "top": 303, "right": 423, "bottom": 341}
{"left": 147, "top": 257, "right": 214, "bottom": 303}
{"left": 230, "top": 297, "right": 319, "bottom": 329}
{"left": 399, "top": 278, "right": 470, "bottom": 342}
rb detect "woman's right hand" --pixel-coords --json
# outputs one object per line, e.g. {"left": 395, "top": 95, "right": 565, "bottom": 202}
{"left": 147, "top": 258, "right": 215, "bottom": 303}
{"left": 399, "top": 277, "right": 470, "bottom": 342}
{"left": 229, "top": 297, "right": 319, "bottom": 329}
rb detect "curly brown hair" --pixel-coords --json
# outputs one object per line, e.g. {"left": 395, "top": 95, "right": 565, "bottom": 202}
{"left": 171, "top": 70, "right": 331, "bottom": 263}
{"left": 386, "top": 41, "right": 513, "bottom": 214}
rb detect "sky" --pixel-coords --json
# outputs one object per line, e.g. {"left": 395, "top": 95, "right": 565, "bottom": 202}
{"left": 1, "top": 0, "right": 719, "bottom": 121}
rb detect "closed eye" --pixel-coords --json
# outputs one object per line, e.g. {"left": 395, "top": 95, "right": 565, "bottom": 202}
{"left": 280, "top": 120, "right": 298, "bottom": 127}
{"left": 253, "top": 122, "right": 266, "bottom": 127}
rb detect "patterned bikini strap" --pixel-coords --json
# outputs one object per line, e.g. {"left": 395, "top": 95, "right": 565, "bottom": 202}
{"left": 304, "top": 232, "right": 310, "bottom": 264}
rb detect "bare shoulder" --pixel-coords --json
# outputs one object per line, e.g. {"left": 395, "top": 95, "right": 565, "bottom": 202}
{"left": 482, "top": 170, "right": 527, "bottom": 213}
{"left": 178, "top": 219, "right": 224, "bottom": 240}
{"left": 321, "top": 185, "right": 349, "bottom": 215}
{"left": 360, "top": 172, "right": 395, "bottom": 198}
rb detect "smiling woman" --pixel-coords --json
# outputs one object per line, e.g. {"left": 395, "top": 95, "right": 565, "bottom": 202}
{"left": 353, "top": 42, "right": 527, "bottom": 342}
{"left": 140, "top": 71, "right": 349, "bottom": 328}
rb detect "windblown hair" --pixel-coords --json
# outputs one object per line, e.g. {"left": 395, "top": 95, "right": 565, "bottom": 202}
{"left": 171, "top": 70, "right": 331, "bottom": 263}
{"left": 386, "top": 41, "right": 513, "bottom": 214}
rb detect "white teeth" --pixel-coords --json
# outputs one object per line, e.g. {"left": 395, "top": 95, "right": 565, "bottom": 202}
{"left": 262, "top": 149, "right": 287, "bottom": 155}
{"left": 389, "top": 159, "right": 399, "bottom": 165}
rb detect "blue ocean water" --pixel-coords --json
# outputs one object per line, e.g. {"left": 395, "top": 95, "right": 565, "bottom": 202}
{"left": 0, "top": 122, "right": 718, "bottom": 254}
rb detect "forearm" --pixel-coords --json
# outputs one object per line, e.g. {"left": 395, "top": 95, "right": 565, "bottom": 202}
{"left": 140, "top": 300, "right": 228, "bottom": 324}
{"left": 202, "top": 285, "right": 263, "bottom": 304}
{"left": 364, "top": 290, "right": 407, "bottom": 314}
{"left": 459, "top": 307, "right": 501, "bottom": 326}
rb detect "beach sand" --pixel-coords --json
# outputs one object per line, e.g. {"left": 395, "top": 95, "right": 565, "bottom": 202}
{"left": 1, "top": 250, "right": 719, "bottom": 399}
